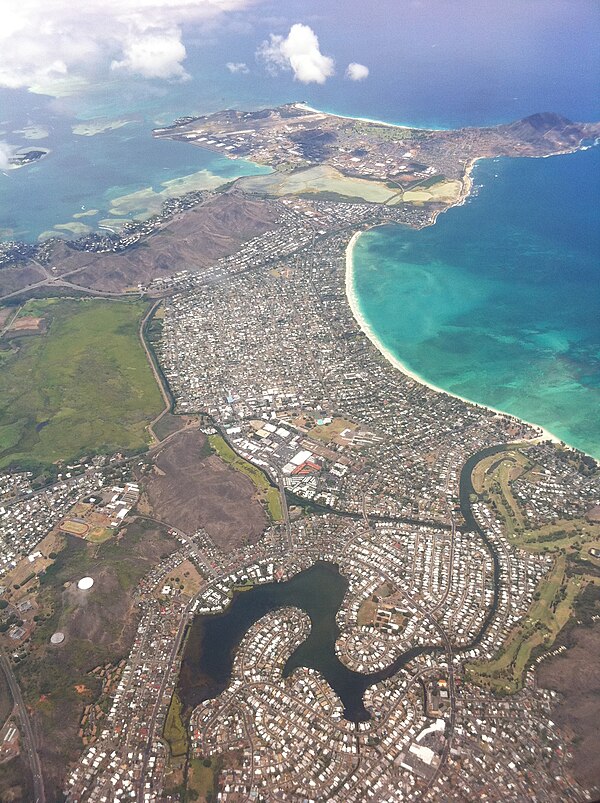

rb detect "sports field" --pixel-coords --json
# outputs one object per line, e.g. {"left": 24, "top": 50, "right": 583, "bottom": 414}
{"left": 466, "top": 448, "right": 599, "bottom": 692}
{"left": 0, "top": 298, "right": 163, "bottom": 468}
{"left": 59, "top": 519, "right": 90, "bottom": 537}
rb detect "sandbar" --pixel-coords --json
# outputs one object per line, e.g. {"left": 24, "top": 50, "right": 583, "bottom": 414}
{"left": 54, "top": 222, "right": 93, "bottom": 236}
{"left": 16, "top": 125, "right": 49, "bottom": 140}
{"left": 73, "top": 118, "right": 132, "bottom": 137}
{"left": 108, "top": 169, "right": 238, "bottom": 220}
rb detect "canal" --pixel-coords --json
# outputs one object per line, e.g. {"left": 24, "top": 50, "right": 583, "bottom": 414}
{"left": 180, "top": 446, "right": 506, "bottom": 723}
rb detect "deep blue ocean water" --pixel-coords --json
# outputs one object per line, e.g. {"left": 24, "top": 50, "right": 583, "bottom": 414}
{"left": 352, "top": 148, "right": 600, "bottom": 458}
{"left": 1, "top": 0, "right": 598, "bottom": 240}
{"left": 0, "top": 0, "right": 598, "bottom": 453}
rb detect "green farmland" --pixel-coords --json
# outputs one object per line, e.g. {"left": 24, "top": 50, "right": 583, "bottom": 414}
{"left": 0, "top": 298, "right": 163, "bottom": 469}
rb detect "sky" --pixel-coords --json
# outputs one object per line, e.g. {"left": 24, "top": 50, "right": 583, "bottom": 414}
{"left": 0, "top": 0, "right": 351, "bottom": 92}
{"left": 0, "top": 0, "right": 599, "bottom": 171}
{"left": 1, "top": 0, "right": 598, "bottom": 110}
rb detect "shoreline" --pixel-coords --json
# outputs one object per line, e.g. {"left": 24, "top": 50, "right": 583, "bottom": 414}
{"left": 344, "top": 229, "right": 565, "bottom": 449}
{"left": 295, "top": 103, "right": 447, "bottom": 132}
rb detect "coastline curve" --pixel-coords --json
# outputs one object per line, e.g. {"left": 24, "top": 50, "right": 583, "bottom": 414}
{"left": 344, "top": 228, "right": 567, "bottom": 450}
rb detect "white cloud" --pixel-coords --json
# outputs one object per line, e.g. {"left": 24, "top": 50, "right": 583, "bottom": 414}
{"left": 0, "top": 143, "right": 15, "bottom": 171}
{"left": 226, "top": 62, "right": 250, "bottom": 74}
{"left": 0, "top": 0, "right": 256, "bottom": 94}
{"left": 111, "top": 30, "right": 188, "bottom": 80}
{"left": 346, "top": 62, "right": 369, "bottom": 81}
{"left": 258, "top": 23, "right": 334, "bottom": 84}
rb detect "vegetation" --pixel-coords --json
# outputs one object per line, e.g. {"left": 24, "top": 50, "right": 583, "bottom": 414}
{"left": 188, "top": 756, "right": 221, "bottom": 802}
{"left": 0, "top": 756, "right": 34, "bottom": 802}
{"left": 474, "top": 450, "right": 600, "bottom": 564}
{"left": 0, "top": 298, "right": 163, "bottom": 469}
{"left": 471, "top": 449, "right": 529, "bottom": 534}
{"left": 152, "top": 412, "right": 187, "bottom": 442}
{"left": 163, "top": 691, "right": 189, "bottom": 758}
{"left": 14, "top": 519, "right": 175, "bottom": 778}
{"left": 208, "top": 434, "right": 283, "bottom": 521}
{"left": 143, "top": 303, "right": 176, "bottom": 414}
{"left": 0, "top": 668, "right": 12, "bottom": 729}
{"left": 516, "top": 518, "right": 600, "bottom": 564}
{"left": 466, "top": 448, "right": 599, "bottom": 692}
{"left": 466, "top": 555, "right": 585, "bottom": 693}
{"left": 353, "top": 120, "right": 413, "bottom": 141}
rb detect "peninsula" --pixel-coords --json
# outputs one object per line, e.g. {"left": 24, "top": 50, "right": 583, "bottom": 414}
{"left": 154, "top": 102, "right": 600, "bottom": 219}
{"left": 0, "top": 104, "right": 599, "bottom": 803}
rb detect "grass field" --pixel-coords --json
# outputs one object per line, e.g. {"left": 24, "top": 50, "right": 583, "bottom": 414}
{"left": 467, "top": 556, "right": 587, "bottom": 693}
{"left": 208, "top": 434, "right": 283, "bottom": 522}
{"left": 471, "top": 449, "right": 528, "bottom": 535}
{"left": 163, "top": 690, "right": 188, "bottom": 758}
{"left": 0, "top": 299, "right": 163, "bottom": 469}
{"left": 473, "top": 450, "right": 600, "bottom": 564}
{"left": 514, "top": 517, "right": 600, "bottom": 565}
{"left": 466, "top": 448, "right": 599, "bottom": 692}
{"left": 188, "top": 756, "right": 219, "bottom": 800}
{"left": 309, "top": 417, "right": 357, "bottom": 444}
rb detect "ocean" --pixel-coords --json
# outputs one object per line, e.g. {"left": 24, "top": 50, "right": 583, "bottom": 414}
{"left": 2, "top": 0, "right": 598, "bottom": 241}
{"left": 0, "top": 0, "right": 598, "bottom": 454}
{"left": 351, "top": 148, "right": 600, "bottom": 458}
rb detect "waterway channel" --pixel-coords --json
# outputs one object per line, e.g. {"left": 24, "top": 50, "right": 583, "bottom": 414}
{"left": 179, "top": 446, "right": 505, "bottom": 723}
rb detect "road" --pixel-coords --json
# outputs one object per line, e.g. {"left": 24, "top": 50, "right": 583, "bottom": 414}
{"left": 418, "top": 515, "right": 461, "bottom": 796}
{"left": 348, "top": 550, "right": 457, "bottom": 798}
{"left": 136, "top": 604, "right": 191, "bottom": 803}
{"left": 278, "top": 473, "right": 293, "bottom": 550}
{"left": 0, "top": 649, "right": 45, "bottom": 803}
{"left": 0, "top": 304, "right": 22, "bottom": 337}
{"left": 0, "top": 274, "right": 135, "bottom": 302}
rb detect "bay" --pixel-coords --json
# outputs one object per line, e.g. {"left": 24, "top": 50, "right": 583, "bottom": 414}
{"left": 351, "top": 148, "right": 600, "bottom": 458}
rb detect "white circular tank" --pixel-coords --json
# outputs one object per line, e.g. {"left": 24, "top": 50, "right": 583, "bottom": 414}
{"left": 77, "top": 576, "right": 94, "bottom": 591}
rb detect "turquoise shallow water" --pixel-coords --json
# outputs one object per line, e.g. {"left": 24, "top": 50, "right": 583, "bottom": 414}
{"left": 0, "top": 114, "right": 271, "bottom": 241}
{"left": 0, "top": 0, "right": 597, "bottom": 458}
{"left": 352, "top": 148, "right": 600, "bottom": 458}
{"left": 1, "top": 0, "right": 598, "bottom": 242}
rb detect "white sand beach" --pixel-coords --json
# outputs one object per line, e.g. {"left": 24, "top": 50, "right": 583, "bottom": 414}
{"left": 344, "top": 229, "right": 562, "bottom": 446}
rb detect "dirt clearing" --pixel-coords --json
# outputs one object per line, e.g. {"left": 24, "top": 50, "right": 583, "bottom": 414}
{"left": 142, "top": 430, "right": 267, "bottom": 550}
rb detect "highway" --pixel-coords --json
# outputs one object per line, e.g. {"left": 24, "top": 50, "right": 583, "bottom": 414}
{"left": 0, "top": 649, "right": 45, "bottom": 803}
{"left": 136, "top": 605, "right": 190, "bottom": 803}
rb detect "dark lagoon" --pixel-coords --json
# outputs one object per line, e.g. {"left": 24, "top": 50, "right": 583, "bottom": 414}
{"left": 179, "top": 561, "right": 430, "bottom": 722}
